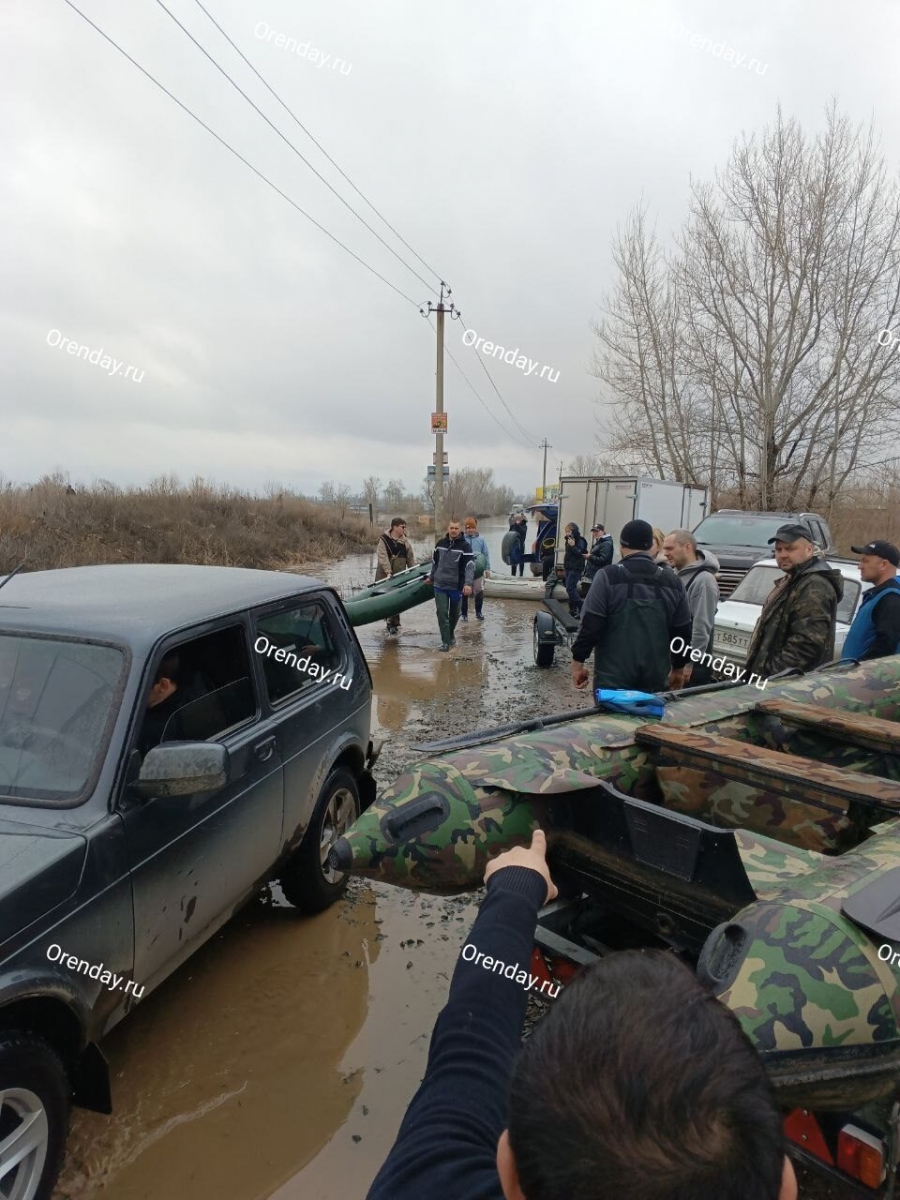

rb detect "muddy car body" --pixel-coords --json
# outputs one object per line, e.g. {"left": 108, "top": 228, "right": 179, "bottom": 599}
{"left": 0, "top": 564, "right": 376, "bottom": 1200}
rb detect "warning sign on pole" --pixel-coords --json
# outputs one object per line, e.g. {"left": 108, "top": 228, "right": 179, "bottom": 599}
{"left": 431, "top": 412, "right": 447, "bottom": 432}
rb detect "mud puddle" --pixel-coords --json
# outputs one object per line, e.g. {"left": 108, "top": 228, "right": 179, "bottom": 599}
{"left": 55, "top": 520, "right": 583, "bottom": 1199}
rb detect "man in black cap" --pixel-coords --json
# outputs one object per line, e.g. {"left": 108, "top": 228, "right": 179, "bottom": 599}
{"left": 571, "top": 518, "right": 692, "bottom": 693}
{"left": 743, "top": 523, "right": 843, "bottom": 681}
{"left": 583, "top": 522, "right": 614, "bottom": 583}
{"left": 841, "top": 540, "right": 900, "bottom": 661}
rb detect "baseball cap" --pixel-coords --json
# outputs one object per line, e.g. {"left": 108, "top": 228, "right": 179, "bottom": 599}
{"left": 851, "top": 540, "right": 900, "bottom": 566}
{"left": 620, "top": 519, "right": 653, "bottom": 550}
{"left": 591, "top": 523, "right": 604, "bottom": 532}
{"left": 767, "top": 523, "right": 814, "bottom": 545}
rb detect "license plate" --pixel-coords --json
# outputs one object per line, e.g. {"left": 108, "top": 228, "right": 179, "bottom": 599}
{"left": 718, "top": 628, "right": 749, "bottom": 649}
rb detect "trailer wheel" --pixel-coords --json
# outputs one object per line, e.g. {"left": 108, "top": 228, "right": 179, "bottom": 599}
{"left": 533, "top": 618, "right": 555, "bottom": 667}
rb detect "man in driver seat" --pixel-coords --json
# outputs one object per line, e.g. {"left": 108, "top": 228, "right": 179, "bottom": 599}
{"left": 139, "top": 652, "right": 212, "bottom": 756}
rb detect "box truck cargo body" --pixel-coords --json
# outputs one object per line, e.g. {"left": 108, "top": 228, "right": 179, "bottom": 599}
{"left": 555, "top": 477, "right": 708, "bottom": 568}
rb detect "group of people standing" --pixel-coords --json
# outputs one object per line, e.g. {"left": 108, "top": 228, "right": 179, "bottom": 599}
{"left": 375, "top": 516, "right": 492, "bottom": 652}
{"left": 570, "top": 518, "right": 900, "bottom": 697}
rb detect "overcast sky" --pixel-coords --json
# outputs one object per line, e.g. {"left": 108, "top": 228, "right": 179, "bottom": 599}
{"left": 4, "top": 0, "right": 900, "bottom": 499}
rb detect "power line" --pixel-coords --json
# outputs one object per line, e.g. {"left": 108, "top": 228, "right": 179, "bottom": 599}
{"left": 152, "top": 0, "right": 437, "bottom": 295}
{"left": 456, "top": 315, "right": 540, "bottom": 444}
{"left": 59, "top": 0, "right": 422, "bottom": 309}
{"left": 189, "top": 0, "right": 444, "bottom": 288}
{"left": 426, "top": 317, "right": 535, "bottom": 449}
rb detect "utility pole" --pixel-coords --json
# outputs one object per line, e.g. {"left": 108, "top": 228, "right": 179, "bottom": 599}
{"left": 539, "top": 438, "right": 552, "bottom": 497}
{"left": 423, "top": 282, "right": 457, "bottom": 536}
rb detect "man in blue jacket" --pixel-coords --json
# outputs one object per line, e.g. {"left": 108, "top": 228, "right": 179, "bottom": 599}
{"left": 366, "top": 829, "right": 797, "bottom": 1200}
{"left": 843, "top": 540, "right": 900, "bottom": 660}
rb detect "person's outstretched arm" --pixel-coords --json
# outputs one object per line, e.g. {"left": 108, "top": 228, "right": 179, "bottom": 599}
{"left": 366, "top": 832, "right": 556, "bottom": 1200}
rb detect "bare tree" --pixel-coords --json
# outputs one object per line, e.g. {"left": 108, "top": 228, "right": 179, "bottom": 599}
{"left": 334, "top": 484, "right": 353, "bottom": 519}
{"left": 319, "top": 481, "right": 336, "bottom": 506}
{"left": 383, "top": 478, "right": 406, "bottom": 511}
{"left": 592, "top": 103, "right": 900, "bottom": 514}
{"left": 362, "top": 476, "right": 382, "bottom": 508}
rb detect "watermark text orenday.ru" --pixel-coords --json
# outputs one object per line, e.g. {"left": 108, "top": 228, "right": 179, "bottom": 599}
{"left": 461, "top": 942, "right": 562, "bottom": 999}
{"left": 670, "top": 636, "right": 768, "bottom": 690}
{"left": 877, "top": 329, "right": 900, "bottom": 352}
{"left": 461, "top": 329, "right": 559, "bottom": 384}
{"left": 47, "top": 943, "right": 145, "bottom": 999}
{"left": 254, "top": 635, "right": 352, "bottom": 691}
{"left": 254, "top": 22, "right": 352, "bottom": 74}
{"left": 670, "top": 22, "right": 768, "bottom": 76}
{"left": 46, "top": 329, "right": 144, "bottom": 383}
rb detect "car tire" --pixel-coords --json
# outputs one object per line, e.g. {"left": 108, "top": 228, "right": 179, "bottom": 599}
{"left": 279, "top": 768, "right": 360, "bottom": 915}
{"left": 533, "top": 617, "right": 555, "bottom": 668}
{"left": 0, "top": 1031, "right": 69, "bottom": 1200}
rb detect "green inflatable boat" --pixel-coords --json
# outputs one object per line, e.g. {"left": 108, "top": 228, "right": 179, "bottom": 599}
{"left": 333, "top": 658, "right": 900, "bottom": 1119}
{"left": 341, "top": 554, "right": 487, "bottom": 627}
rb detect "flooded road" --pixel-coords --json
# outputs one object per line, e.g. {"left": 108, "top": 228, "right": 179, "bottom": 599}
{"left": 54, "top": 519, "right": 583, "bottom": 1199}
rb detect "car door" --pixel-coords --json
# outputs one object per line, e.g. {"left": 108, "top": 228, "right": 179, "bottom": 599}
{"left": 119, "top": 617, "right": 284, "bottom": 992}
{"left": 251, "top": 592, "right": 362, "bottom": 851}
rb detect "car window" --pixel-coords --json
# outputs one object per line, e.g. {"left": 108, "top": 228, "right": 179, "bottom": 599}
{"left": 0, "top": 635, "right": 124, "bottom": 805}
{"left": 255, "top": 602, "right": 342, "bottom": 704}
{"left": 138, "top": 625, "right": 255, "bottom": 757}
{"left": 693, "top": 515, "right": 785, "bottom": 548}
{"left": 728, "top": 566, "right": 781, "bottom": 606}
{"left": 837, "top": 579, "right": 860, "bottom": 624}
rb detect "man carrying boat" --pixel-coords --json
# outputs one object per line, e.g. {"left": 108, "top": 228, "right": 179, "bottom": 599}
{"left": 842, "top": 540, "right": 900, "bottom": 661}
{"left": 743, "top": 524, "right": 843, "bottom": 680}
{"left": 424, "top": 519, "right": 475, "bottom": 651}
{"left": 375, "top": 517, "right": 416, "bottom": 635}
{"left": 570, "top": 519, "right": 693, "bottom": 693}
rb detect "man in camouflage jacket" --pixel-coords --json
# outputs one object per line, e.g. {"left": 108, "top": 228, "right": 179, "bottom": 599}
{"left": 744, "top": 523, "right": 843, "bottom": 680}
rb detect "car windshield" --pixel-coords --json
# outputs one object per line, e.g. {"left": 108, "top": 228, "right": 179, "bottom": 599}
{"left": 694, "top": 515, "right": 793, "bottom": 548}
{"left": 0, "top": 635, "right": 124, "bottom": 805}
{"left": 729, "top": 566, "right": 860, "bottom": 623}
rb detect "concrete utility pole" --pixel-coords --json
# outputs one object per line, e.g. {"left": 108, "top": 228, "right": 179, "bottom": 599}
{"left": 540, "top": 438, "right": 552, "bottom": 496}
{"left": 424, "top": 283, "right": 457, "bottom": 535}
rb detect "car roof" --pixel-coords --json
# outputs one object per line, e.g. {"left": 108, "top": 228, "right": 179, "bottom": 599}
{"left": 0, "top": 564, "right": 326, "bottom": 651}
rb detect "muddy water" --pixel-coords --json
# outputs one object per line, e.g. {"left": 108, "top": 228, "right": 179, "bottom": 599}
{"left": 54, "top": 519, "right": 582, "bottom": 1200}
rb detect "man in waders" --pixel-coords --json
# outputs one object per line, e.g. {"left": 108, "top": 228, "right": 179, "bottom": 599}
{"left": 423, "top": 519, "right": 475, "bottom": 651}
{"left": 375, "top": 517, "right": 416, "bottom": 635}
{"left": 571, "top": 519, "right": 693, "bottom": 694}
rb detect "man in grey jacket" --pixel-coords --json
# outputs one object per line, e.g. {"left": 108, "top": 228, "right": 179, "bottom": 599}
{"left": 424, "top": 519, "right": 475, "bottom": 651}
{"left": 663, "top": 530, "right": 720, "bottom": 687}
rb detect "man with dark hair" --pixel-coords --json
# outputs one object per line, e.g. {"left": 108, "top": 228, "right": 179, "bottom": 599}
{"left": 571, "top": 518, "right": 692, "bottom": 693}
{"left": 375, "top": 517, "right": 416, "bottom": 635}
{"left": 583, "top": 522, "right": 614, "bottom": 582}
{"left": 842, "top": 540, "right": 900, "bottom": 661}
{"left": 138, "top": 652, "right": 210, "bottom": 754}
{"left": 744, "top": 524, "right": 843, "bottom": 680}
{"left": 366, "top": 830, "right": 797, "bottom": 1200}
{"left": 424, "top": 518, "right": 475, "bottom": 651}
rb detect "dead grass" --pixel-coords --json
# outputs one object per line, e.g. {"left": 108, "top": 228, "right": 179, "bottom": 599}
{"left": 0, "top": 476, "right": 374, "bottom": 573}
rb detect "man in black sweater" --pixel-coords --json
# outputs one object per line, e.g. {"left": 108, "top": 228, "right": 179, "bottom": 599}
{"left": 571, "top": 519, "right": 692, "bottom": 693}
{"left": 366, "top": 830, "right": 797, "bottom": 1200}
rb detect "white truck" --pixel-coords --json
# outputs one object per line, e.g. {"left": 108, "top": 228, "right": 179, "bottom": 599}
{"left": 554, "top": 476, "right": 709, "bottom": 564}
{"left": 533, "top": 476, "right": 709, "bottom": 666}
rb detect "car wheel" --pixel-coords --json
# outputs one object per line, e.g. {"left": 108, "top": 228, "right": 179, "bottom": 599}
{"left": 533, "top": 619, "right": 555, "bottom": 667}
{"left": 279, "top": 768, "right": 360, "bottom": 915}
{"left": 0, "top": 1032, "right": 69, "bottom": 1200}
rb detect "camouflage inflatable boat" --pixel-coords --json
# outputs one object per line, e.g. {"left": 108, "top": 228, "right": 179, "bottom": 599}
{"left": 342, "top": 554, "right": 486, "bottom": 627}
{"left": 335, "top": 658, "right": 900, "bottom": 1113}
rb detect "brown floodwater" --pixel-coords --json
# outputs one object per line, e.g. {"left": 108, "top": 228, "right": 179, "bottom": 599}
{"left": 54, "top": 520, "right": 580, "bottom": 1200}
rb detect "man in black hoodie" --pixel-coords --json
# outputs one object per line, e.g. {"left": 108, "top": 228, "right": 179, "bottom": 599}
{"left": 743, "top": 524, "right": 843, "bottom": 680}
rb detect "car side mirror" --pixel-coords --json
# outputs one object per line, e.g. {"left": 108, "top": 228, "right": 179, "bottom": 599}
{"left": 132, "top": 742, "right": 229, "bottom": 798}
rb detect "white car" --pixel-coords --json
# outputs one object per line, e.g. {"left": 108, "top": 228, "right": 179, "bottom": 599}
{"left": 712, "top": 557, "right": 870, "bottom": 664}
